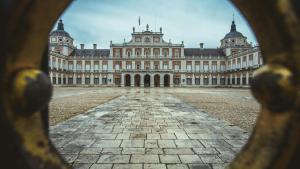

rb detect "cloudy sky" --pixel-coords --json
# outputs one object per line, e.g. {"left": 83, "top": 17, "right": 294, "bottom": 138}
{"left": 56, "top": 0, "right": 258, "bottom": 49}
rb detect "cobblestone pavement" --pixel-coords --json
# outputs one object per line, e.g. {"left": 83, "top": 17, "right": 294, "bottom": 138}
{"left": 50, "top": 89, "right": 249, "bottom": 169}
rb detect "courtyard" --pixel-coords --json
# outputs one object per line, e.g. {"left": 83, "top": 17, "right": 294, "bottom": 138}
{"left": 50, "top": 88, "right": 259, "bottom": 169}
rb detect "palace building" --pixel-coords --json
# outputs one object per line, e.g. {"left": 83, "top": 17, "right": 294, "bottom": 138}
{"left": 48, "top": 19, "right": 263, "bottom": 87}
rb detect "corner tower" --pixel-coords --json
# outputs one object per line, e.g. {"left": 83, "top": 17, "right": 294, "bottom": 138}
{"left": 49, "top": 19, "right": 75, "bottom": 56}
{"left": 220, "top": 19, "right": 251, "bottom": 56}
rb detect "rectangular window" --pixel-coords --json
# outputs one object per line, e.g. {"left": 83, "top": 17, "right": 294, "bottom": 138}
{"left": 220, "top": 65, "right": 225, "bottom": 72}
{"left": 203, "top": 64, "right": 209, "bottom": 72}
{"left": 68, "top": 64, "right": 73, "bottom": 71}
{"left": 94, "top": 78, "right": 99, "bottom": 85}
{"left": 85, "top": 64, "right": 91, "bottom": 71}
{"left": 186, "top": 78, "right": 192, "bottom": 85}
{"left": 204, "top": 78, "right": 209, "bottom": 85}
{"left": 195, "top": 65, "right": 200, "bottom": 72}
{"left": 102, "top": 64, "right": 108, "bottom": 71}
{"left": 195, "top": 78, "right": 200, "bottom": 85}
{"left": 102, "top": 78, "right": 107, "bottom": 85}
{"left": 155, "top": 64, "right": 159, "bottom": 70}
{"left": 85, "top": 78, "right": 90, "bottom": 84}
{"left": 94, "top": 64, "right": 99, "bottom": 71}
{"left": 175, "top": 65, "right": 180, "bottom": 71}
{"left": 187, "top": 65, "right": 192, "bottom": 71}
{"left": 68, "top": 78, "right": 73, "bottom": 84}
{"left": 212, "top": 64, "right": 217, "bottom": 72}
{"left": 212, "top": 78, "right": 217, "bottom": 85}
{"left": 126, "top": 64, "right": 131, "bottom": 70}
{"left": 76, "top": 78, "right": 82, "bottom": 84}
{"left": 220, "top": 78, "right": 225, "bottom": 85}
{"left": 163, "top": 64, "right": 168, "bottom": 70}
{"left": 115, "top": 64, "right": 120, "bottom": 71}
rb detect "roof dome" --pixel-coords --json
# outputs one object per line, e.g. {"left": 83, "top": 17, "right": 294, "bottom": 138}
{"left": 50, "top": 19, "right": 72, "bottom": 38}
{"left": 223, "top": 20, "right": 245, "bottom": 39}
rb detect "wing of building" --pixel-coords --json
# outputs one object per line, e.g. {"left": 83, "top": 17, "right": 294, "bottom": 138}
{"left": 48, "top": 20, "right": 263, "bottom": 87}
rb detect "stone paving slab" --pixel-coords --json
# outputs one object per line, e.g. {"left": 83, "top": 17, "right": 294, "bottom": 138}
{"left": 50, "top": 90, "right": 249, "bottom": 169}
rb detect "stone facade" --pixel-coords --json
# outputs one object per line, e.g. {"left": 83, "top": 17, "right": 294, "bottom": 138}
{"left": 48, "top": 19, "right": 263, "bottom": 87}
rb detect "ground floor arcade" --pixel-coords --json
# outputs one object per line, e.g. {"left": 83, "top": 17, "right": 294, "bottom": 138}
{"left": 49, "top": 71, "right": 254, "bottom": 87}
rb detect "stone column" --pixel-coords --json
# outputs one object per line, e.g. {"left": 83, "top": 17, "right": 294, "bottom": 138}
{"left": 159, "top": 61, "right": 163, "bottom": 70}
{"left": 246, "top": 72, "right": 249, "bottom": 85}
{"left": 170, "top": 74, "right": 174, "bottom": 87}
{"left": 151, "top": 74, "right": 154, "bottom": 87}
{"left": 82, "top": 74, "right": 85, "bottom": 85}
{"left": 140, "top": 73, "right": 144, "bottom": 87}
{"left": 73, "top": 60, "right": 77, "bottom": 72}
{"left": 141, "top": 61, "right": 145, "bottom": 70}
{"left": 91, "top": 60, "right": 94, "bottom": 73}
{"left": 73, "top": 73, "right": 76, "bottom": 85}
{"left": 56, "top": 74, "right": 58, "bottom": 85}
{"left": 200, "top": 74, "right": 203, "bottom": 86}
{"left": 50, "top": 72, "right": 53, "bottom": 84}
{"left": 132, "top": 48, "right": 136, "bottom": 58}
{"left": 240, "top": 73, "right": 243, "bottom": 86}
{"left": 160, "top": 48, "right": 163, "bottom": 57}
{"left": 217, "top": 74, "right": 220, "bottom": 85}
{"left": 91, "top": 73, "right": 94, "bottom": 85}
{"left": 209, "top": 74, "right": 212, "bottom": 85}
{"left": 141, "top": 48, "right": 144, "bottom": 58}
{"left": 99, "top": 74, "right": 103, "bottom": 85}
{"left": 192, "top": 74, "right": 195, "bottom": 86}
{"left": 121, "top": 74, "right": 125, "bottom": 87}
{"left": 160, "top": 74, "right": 164, "bottom": 87}
{"left": 131, "top": 74, "right": 134, "bottom": 87}
{"left": 169, "top": 61, "right": 172, "bottom": 69}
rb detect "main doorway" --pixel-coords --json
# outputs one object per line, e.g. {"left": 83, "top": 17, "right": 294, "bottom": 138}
{"left": 134, "top": 74, "right": 141, "bottom": 87}
{"left": 125, "top": 74, "right": 131, "bottom": 87}
{"left": 164, "top": 74, "right": 170, "bottom": 87}
{"left": 154, "top": 74, "right": 160, "bottom": 87}
{"left": 144, "top": 74, "right": 150, "bottom": 87}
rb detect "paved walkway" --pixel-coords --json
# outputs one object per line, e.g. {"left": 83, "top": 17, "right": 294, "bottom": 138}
{"left": 50, "top": 90, "right": 249, "bottom": 169}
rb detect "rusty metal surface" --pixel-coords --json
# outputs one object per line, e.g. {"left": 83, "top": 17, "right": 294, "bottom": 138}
{"left": 0, "top": 0, "right": 299, "bottom": 169}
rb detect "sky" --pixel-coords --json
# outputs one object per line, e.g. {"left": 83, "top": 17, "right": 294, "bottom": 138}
{"left": 55, "top": 0, "right": 258, "bottom": 49}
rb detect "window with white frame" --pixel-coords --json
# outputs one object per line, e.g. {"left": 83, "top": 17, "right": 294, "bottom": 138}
{"left": 220, "top": 64, "right": 225, "bottom": 72}
{"left": 249, "top": 55, "right": 254, "bottom": 66}
{"left": 175, "top": 65, "right": 180, "bottom": 71}
{"left": 68, "top": 63, "right": 73, "bottom": 70}
{"left": 126, "top": 64, "right": 131, "bottom": 70}
{"left": 242, "top": 56, "right": 247, "bottom": 67}
{"left": 115, "top": 64, "right": 120, "bottom": 70}
{"left": 203, "top": 64, "right": 209, "bottom": 72}
{"left": 102, "top": 64, "right": 108, "bottom": 71}
{"left": 237, "top": 58, "right": 241, "bottom": 69}
{"left": 163, "top": 63, "right": 168, "bottom": 70}
{"left": 94, "top": 63, "right": 99, "bottom": 71}
{"left": 175, "top": 49, "right": 180, "bottom": 58}
{"left": 212, "top": 64, "right": 217, "bottom": 72}
{"left": 187, "top": 64, "right": 192, "bottom": 71}
{"left": 76, "top": 64, "right": 81, "bottom": 71}
{"left": 195, "top": 65, "right": 200, "bottom": 72}
{"left": 85, "top": 64, "right": 91, "bottom": 71}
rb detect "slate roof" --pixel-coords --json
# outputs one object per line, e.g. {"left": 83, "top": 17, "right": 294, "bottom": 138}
{"left": 70, "top": 49, "right": 110, "bottom": 57}
{"left": 184, "top": 48, "right": 225, "bottom": 57}
{"left": 50, "top": 30, "right": 72, "bottom": 38}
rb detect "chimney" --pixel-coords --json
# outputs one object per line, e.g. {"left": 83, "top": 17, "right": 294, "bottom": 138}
{"left": 200, "top": 43, "right": 204, "bottom": 49}
{"left": 80, "top": 44, "right": 84, "bottom": 50}
{"left": 93, "top": 44, "right": 97, "bottom": 50}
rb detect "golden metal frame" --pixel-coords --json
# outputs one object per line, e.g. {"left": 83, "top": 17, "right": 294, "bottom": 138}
{"left": 0, "top": 0, "right": 299, "bottom": 168}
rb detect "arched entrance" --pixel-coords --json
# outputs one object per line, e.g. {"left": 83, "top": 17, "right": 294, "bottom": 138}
{"left": 125, "top": 74, "right": 131, "bottom": 87}
{"left": 134, "top": 74, "right": 141, "bottom": 87}
{"left": 164, "top": 74, "right": 170, "bottom": 87}
{"left": 154, "top": 74, "right": 160, "bottom": 87}
{"left": 144, "top": 74, "right": 150, "bottom": 87}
